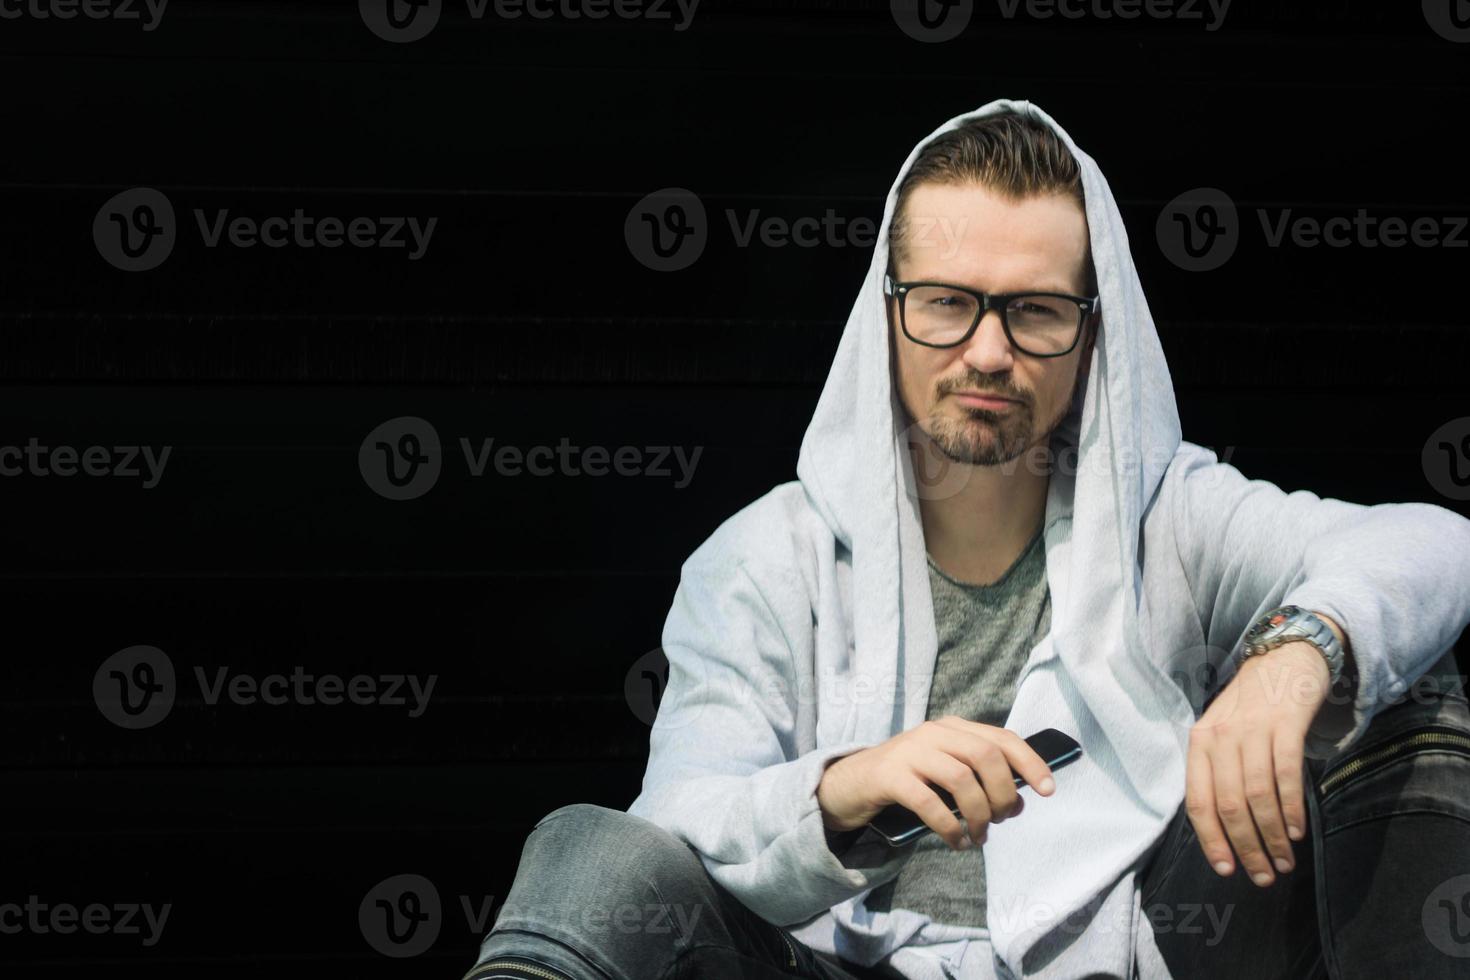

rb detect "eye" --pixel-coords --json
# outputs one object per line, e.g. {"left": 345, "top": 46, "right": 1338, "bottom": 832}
{"left": 1008, "top": 297, "right": 1071, "bottom": 322}
{"left": 920, "top": 290, "right": 975, "bottom": 310}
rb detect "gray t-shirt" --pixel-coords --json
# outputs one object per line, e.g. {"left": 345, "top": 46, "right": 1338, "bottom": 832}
{"left": 864, "top": 525, "right": 1051, "bottom": 928}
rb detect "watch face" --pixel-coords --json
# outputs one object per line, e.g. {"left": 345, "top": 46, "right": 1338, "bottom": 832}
{"left": 1246, "top": 606, "right": 1300, "bottom": 647}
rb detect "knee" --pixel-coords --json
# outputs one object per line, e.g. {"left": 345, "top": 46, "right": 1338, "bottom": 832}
{"left": 514, "top": 804, "right": 709, "bottom": 904}
{"left": 531, "top": 803, "right": 688, "bottom": 855}
{"left": 484, "top": 806, "right": 716, "bottom": 977}
{"left": 533, "top": 802, "right": 649, "bottom": 837}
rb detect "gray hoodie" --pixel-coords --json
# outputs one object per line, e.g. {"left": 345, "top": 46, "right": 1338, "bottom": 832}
{"left": 627, "top": 97, "right": 1470, "bottom": 979}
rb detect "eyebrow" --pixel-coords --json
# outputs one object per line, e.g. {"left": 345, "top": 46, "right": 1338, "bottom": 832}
{"left": 914, "top": 276, "right": 1087, "bottom": 296}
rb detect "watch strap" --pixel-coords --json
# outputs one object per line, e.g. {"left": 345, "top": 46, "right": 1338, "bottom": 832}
{"left": 1240, "top": 604, "right": 1345, "bottom": 685}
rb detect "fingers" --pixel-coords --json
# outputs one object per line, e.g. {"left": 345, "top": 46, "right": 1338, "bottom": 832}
{"left": 931, "top": 724, "right": 1023, "bottom": 821}
{"left": 1184, "top": 736, "right": 1235, "bottom": 877}
{"left": 990, "top": 726, "right": 1057, "bottom": 797}
{"left": 1207, "top": 736, "right": 1276, "bottom": 887}
{"left": 1272, "top": 728, "right": 1308, "bottom": 845}
{"left": 890, "top": 774, "right": 968, "bottom": 849}
{"left": 965, "top": 735, "right": 1022, "bottom": 823}
{"left": 935, "top": 717, "right": 1055, "bottom": 798}
{"left": 896, "top": 717, "right": 1060, "bottom": 853}
{"left": 1242, "top": 734, "right": 1295, "bottom": 875}
{"left": 917, "top": 751, "right": 992, "bottom": 846}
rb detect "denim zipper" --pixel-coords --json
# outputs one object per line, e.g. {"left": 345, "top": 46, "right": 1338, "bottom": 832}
{"left": 1318, "top": 725, "right": 1470, "bottom": 802}
{"left": 778, "top": 929, "right": 798, "bottom": 969}
{"left": 463, "top": 958, "right": 573, "bottom": 980}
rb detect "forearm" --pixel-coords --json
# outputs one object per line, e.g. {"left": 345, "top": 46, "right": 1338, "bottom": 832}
{"left": 1251, "top": 610, "right": 1358, "bottom": 754}
{"left": 1261, "top": 505, "right": 1470, "bottom": 756}
{"left": 1283, "top": 519, "right": 1470, "bottom": 759}
{"left": 632, "top": 743, "right": 912, "bottom": 925}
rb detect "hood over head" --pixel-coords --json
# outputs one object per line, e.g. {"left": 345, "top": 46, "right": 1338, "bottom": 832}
{"left": 796, "top": 98, "right": 1194, "bottom": 972}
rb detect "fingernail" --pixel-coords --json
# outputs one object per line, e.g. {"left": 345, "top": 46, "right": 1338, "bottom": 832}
{"left": 1212, "top": 861, "right": 1232, "bottom": 876}
{"left": 1274, "top": 857, "right": 1293, "bottom": 873}
{"left": 958, "top": 835, "right": 972, "bottom": 850}
{"left": 1038, "top": 777, "right": 1055, "bottom": 794}
{"left": 1287, "top": 825, "right": 1303, "bottom": 841}
{"left": 1251, "top": 872, "right": 1273, "bottom": 887}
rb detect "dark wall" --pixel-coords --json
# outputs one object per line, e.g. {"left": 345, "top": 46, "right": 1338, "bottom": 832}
{"left": 3, "top": 1, "right": 1468, "bottom": 975}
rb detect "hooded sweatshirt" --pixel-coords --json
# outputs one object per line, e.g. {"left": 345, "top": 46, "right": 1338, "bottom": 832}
{"left": 627, "top": 98, "right": 1470, "bottom": 979}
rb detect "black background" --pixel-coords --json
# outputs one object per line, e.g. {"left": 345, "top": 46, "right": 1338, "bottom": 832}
{"left": 3, "top": 0, "right": 1469, "bottom": 975}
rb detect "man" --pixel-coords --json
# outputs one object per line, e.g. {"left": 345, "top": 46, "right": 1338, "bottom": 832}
{"left": 465, "top": 100, "right": 1470, "bottom": 979}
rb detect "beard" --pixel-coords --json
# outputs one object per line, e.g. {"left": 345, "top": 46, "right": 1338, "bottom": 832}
{"left": 914, "top": 377, "right": 1079, "bottom": 471}
{"left": 925, "top": 402, "right": 1035, "bottom": 466}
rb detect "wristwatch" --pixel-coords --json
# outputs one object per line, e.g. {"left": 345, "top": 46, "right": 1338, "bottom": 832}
{"left": 1239, "top": 604, "right": 1346, "bottom": 685}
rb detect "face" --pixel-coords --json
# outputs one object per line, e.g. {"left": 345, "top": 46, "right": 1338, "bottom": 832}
{"left": 888, "top": 181, "right": 1098, "bottom": 467}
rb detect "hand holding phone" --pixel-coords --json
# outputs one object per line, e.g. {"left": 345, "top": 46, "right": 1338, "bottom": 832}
{"left": 867, "top": 728, "right": 1082, "bottom": 846}
{"left": 815, "top": 716, "right": 1078, "bottom": 853}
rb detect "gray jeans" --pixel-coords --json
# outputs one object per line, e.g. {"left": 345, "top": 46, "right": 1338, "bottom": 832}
{"left": 467, "top": 662, "right": 1470, "bottom": 980}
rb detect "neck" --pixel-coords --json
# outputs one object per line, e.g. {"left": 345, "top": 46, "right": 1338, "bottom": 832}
{"left": 912, "top": 435, "right": 1050, "bottom": 585}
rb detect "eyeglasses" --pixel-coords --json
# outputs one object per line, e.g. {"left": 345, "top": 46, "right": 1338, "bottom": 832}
{"left": 884, "top": 274, "right": 1100, "bottom": 357}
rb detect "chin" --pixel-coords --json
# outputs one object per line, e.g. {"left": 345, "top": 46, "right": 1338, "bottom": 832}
{"left": 926, "top": 409, "right": 1034, "bottom": 468}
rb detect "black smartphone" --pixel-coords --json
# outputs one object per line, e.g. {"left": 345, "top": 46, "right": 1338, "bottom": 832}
{"left": 866, "top": 728, "right": 1082, "bottom": 847}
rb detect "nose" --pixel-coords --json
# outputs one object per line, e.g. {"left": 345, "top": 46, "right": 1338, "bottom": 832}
{"left": 959, "top": 309, "right": 1017, "bottom": 373}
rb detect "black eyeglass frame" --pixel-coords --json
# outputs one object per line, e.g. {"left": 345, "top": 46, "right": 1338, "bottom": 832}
{"left": 883, "top": 273, "right": 1101, "bottom": 358}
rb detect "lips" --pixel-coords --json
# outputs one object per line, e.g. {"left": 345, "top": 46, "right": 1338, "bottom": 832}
{"left": 950, "top": 390, "right": 1021, "bottom": 410}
